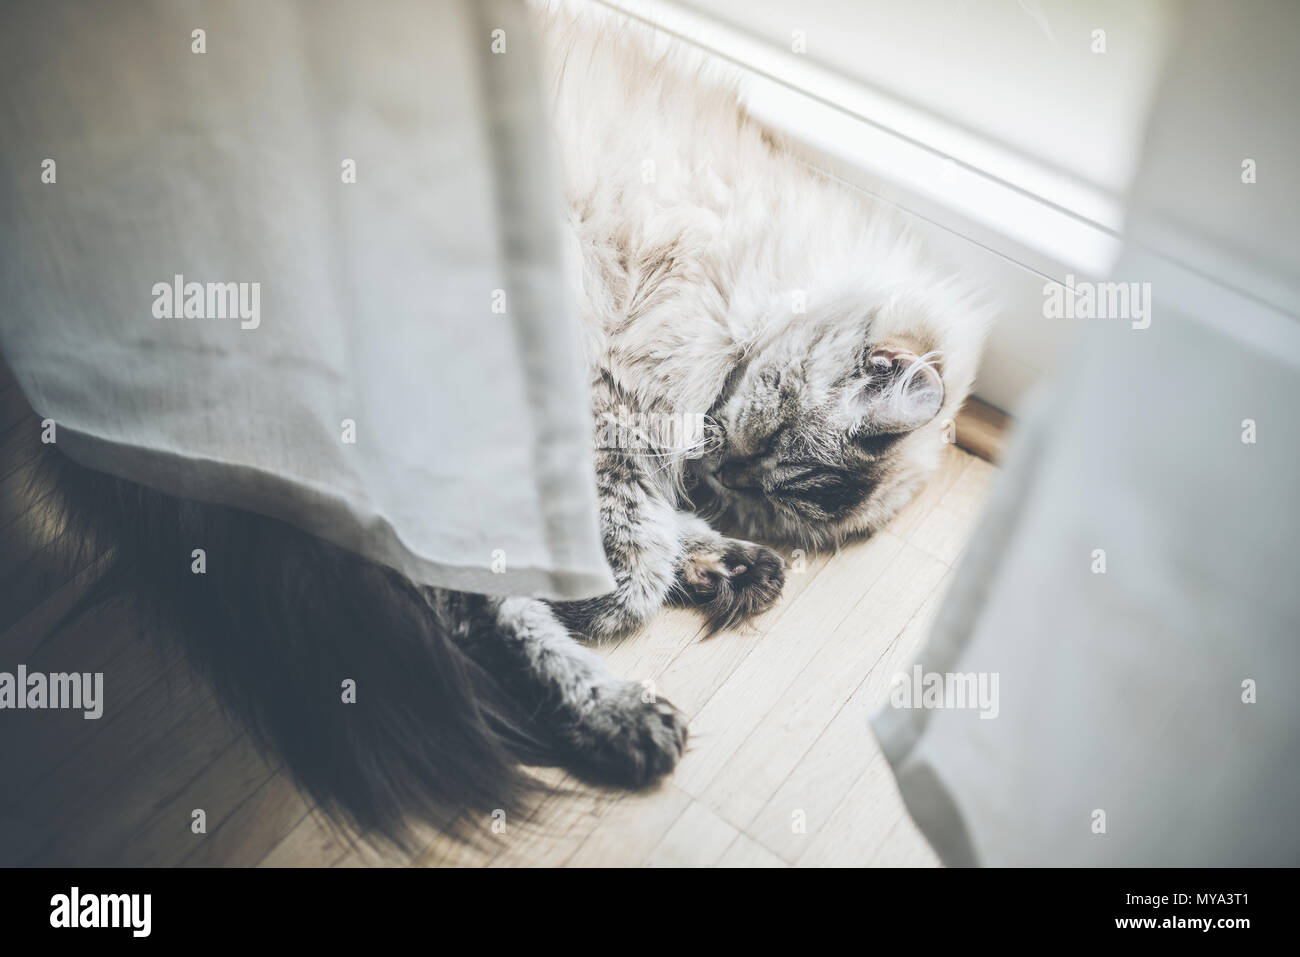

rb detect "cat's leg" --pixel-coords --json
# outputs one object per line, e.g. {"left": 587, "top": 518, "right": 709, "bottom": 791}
{"left": 458, "top": 595, "right": 688, "bottom": 785}
{"left": 551, "top": 447, "right": 682, "bottom": 640}
{"left": 553, "top": 445, "right": 785, "bottom": 640}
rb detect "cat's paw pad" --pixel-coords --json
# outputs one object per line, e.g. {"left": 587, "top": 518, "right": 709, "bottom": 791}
{"left": 570, "top": 682, "right": 689, "bottom": 787}
{"left": 679, "top": 539, "right": 786, "bottom": 631}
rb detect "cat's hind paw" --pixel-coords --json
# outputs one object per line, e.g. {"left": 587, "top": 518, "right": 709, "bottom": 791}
{"left": 567, "top": 682, "right": 689, "bottom": 787}
{"left": 677, "top": 539, "right": 786, "bottom": 632}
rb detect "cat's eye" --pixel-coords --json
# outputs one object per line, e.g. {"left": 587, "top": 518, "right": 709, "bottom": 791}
{"left": 853, "top": 430, "right": 903, "bottom": 455}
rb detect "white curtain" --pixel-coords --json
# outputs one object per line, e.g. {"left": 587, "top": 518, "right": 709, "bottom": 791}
{"left": 0, "top": 0, "right": 614, "bottom": 600}
{"left": 873, "top": 0, "right": 1300, "bottom": 865}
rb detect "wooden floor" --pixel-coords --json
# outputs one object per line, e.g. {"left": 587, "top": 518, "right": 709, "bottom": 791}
{"left": 0, "top": 354, "right": 999, "bottom": 867}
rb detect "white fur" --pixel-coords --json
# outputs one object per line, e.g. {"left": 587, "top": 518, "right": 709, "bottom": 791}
{"left": 535, "top": 2, "right": 993, "bottom": 544}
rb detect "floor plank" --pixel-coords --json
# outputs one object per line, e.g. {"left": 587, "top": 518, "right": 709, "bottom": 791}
{"left": 751, "top": 577, "right": 952, "bottom": 863}
{"left": 717, "top": 832, "right": 788, "bottom": 868}
{"left": 644, "top": 798, "right": 740, "bottom": 868}
{"left": 695, "top": 544, "right": 949, "bottom": 833}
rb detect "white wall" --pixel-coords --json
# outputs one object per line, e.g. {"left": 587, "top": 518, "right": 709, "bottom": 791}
{"left": 595, "top": 0, "right": 1178, "bottom": 411}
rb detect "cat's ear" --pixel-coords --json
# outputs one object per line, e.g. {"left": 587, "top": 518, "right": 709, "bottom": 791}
{"left": 854, "top": 345, "right": 944, "bottom": 433}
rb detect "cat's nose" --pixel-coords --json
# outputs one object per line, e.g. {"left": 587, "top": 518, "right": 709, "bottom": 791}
{"left": 717, "top": 458, "right": 763, "bottom": 491}
{"left": 868, "top": 345, "right": 942, "bottom": 394}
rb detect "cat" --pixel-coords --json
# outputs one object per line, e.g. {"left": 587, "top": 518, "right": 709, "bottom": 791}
{"left": 37, "top": 7, "right": 989, "bottom": 847}
{"left": 543, "top": 4, "right": 988, "bottom": 644}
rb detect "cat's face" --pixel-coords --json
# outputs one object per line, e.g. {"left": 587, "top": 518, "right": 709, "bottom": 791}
{"left": 692, "top": 330, "right": 954, "bottom": 548}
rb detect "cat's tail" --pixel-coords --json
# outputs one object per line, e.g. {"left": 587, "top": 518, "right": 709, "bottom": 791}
{"left": 38, "top": 446, "right": 559, "bottom": 850}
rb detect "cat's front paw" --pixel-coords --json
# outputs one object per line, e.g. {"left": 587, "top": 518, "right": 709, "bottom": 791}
{"left": 568, "top": 682, "right": 689, "bottom": 787}
{"left": 677, "top": 539, "right": 786, "bottom": 632}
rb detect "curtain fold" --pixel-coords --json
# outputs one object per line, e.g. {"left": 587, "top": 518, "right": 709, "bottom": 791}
{"left": 873, "top": 0, "right": 1300, "bottom": 866}
{"left": 0, "top": 0, "right": 614, "bottom": 600}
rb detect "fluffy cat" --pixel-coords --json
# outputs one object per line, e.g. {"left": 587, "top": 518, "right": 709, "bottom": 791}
{"left": 38, "top": 7, "right": 988, "bottom": 846}
{"left": 545, "top": 5, "right": 988, "bottom": 632}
